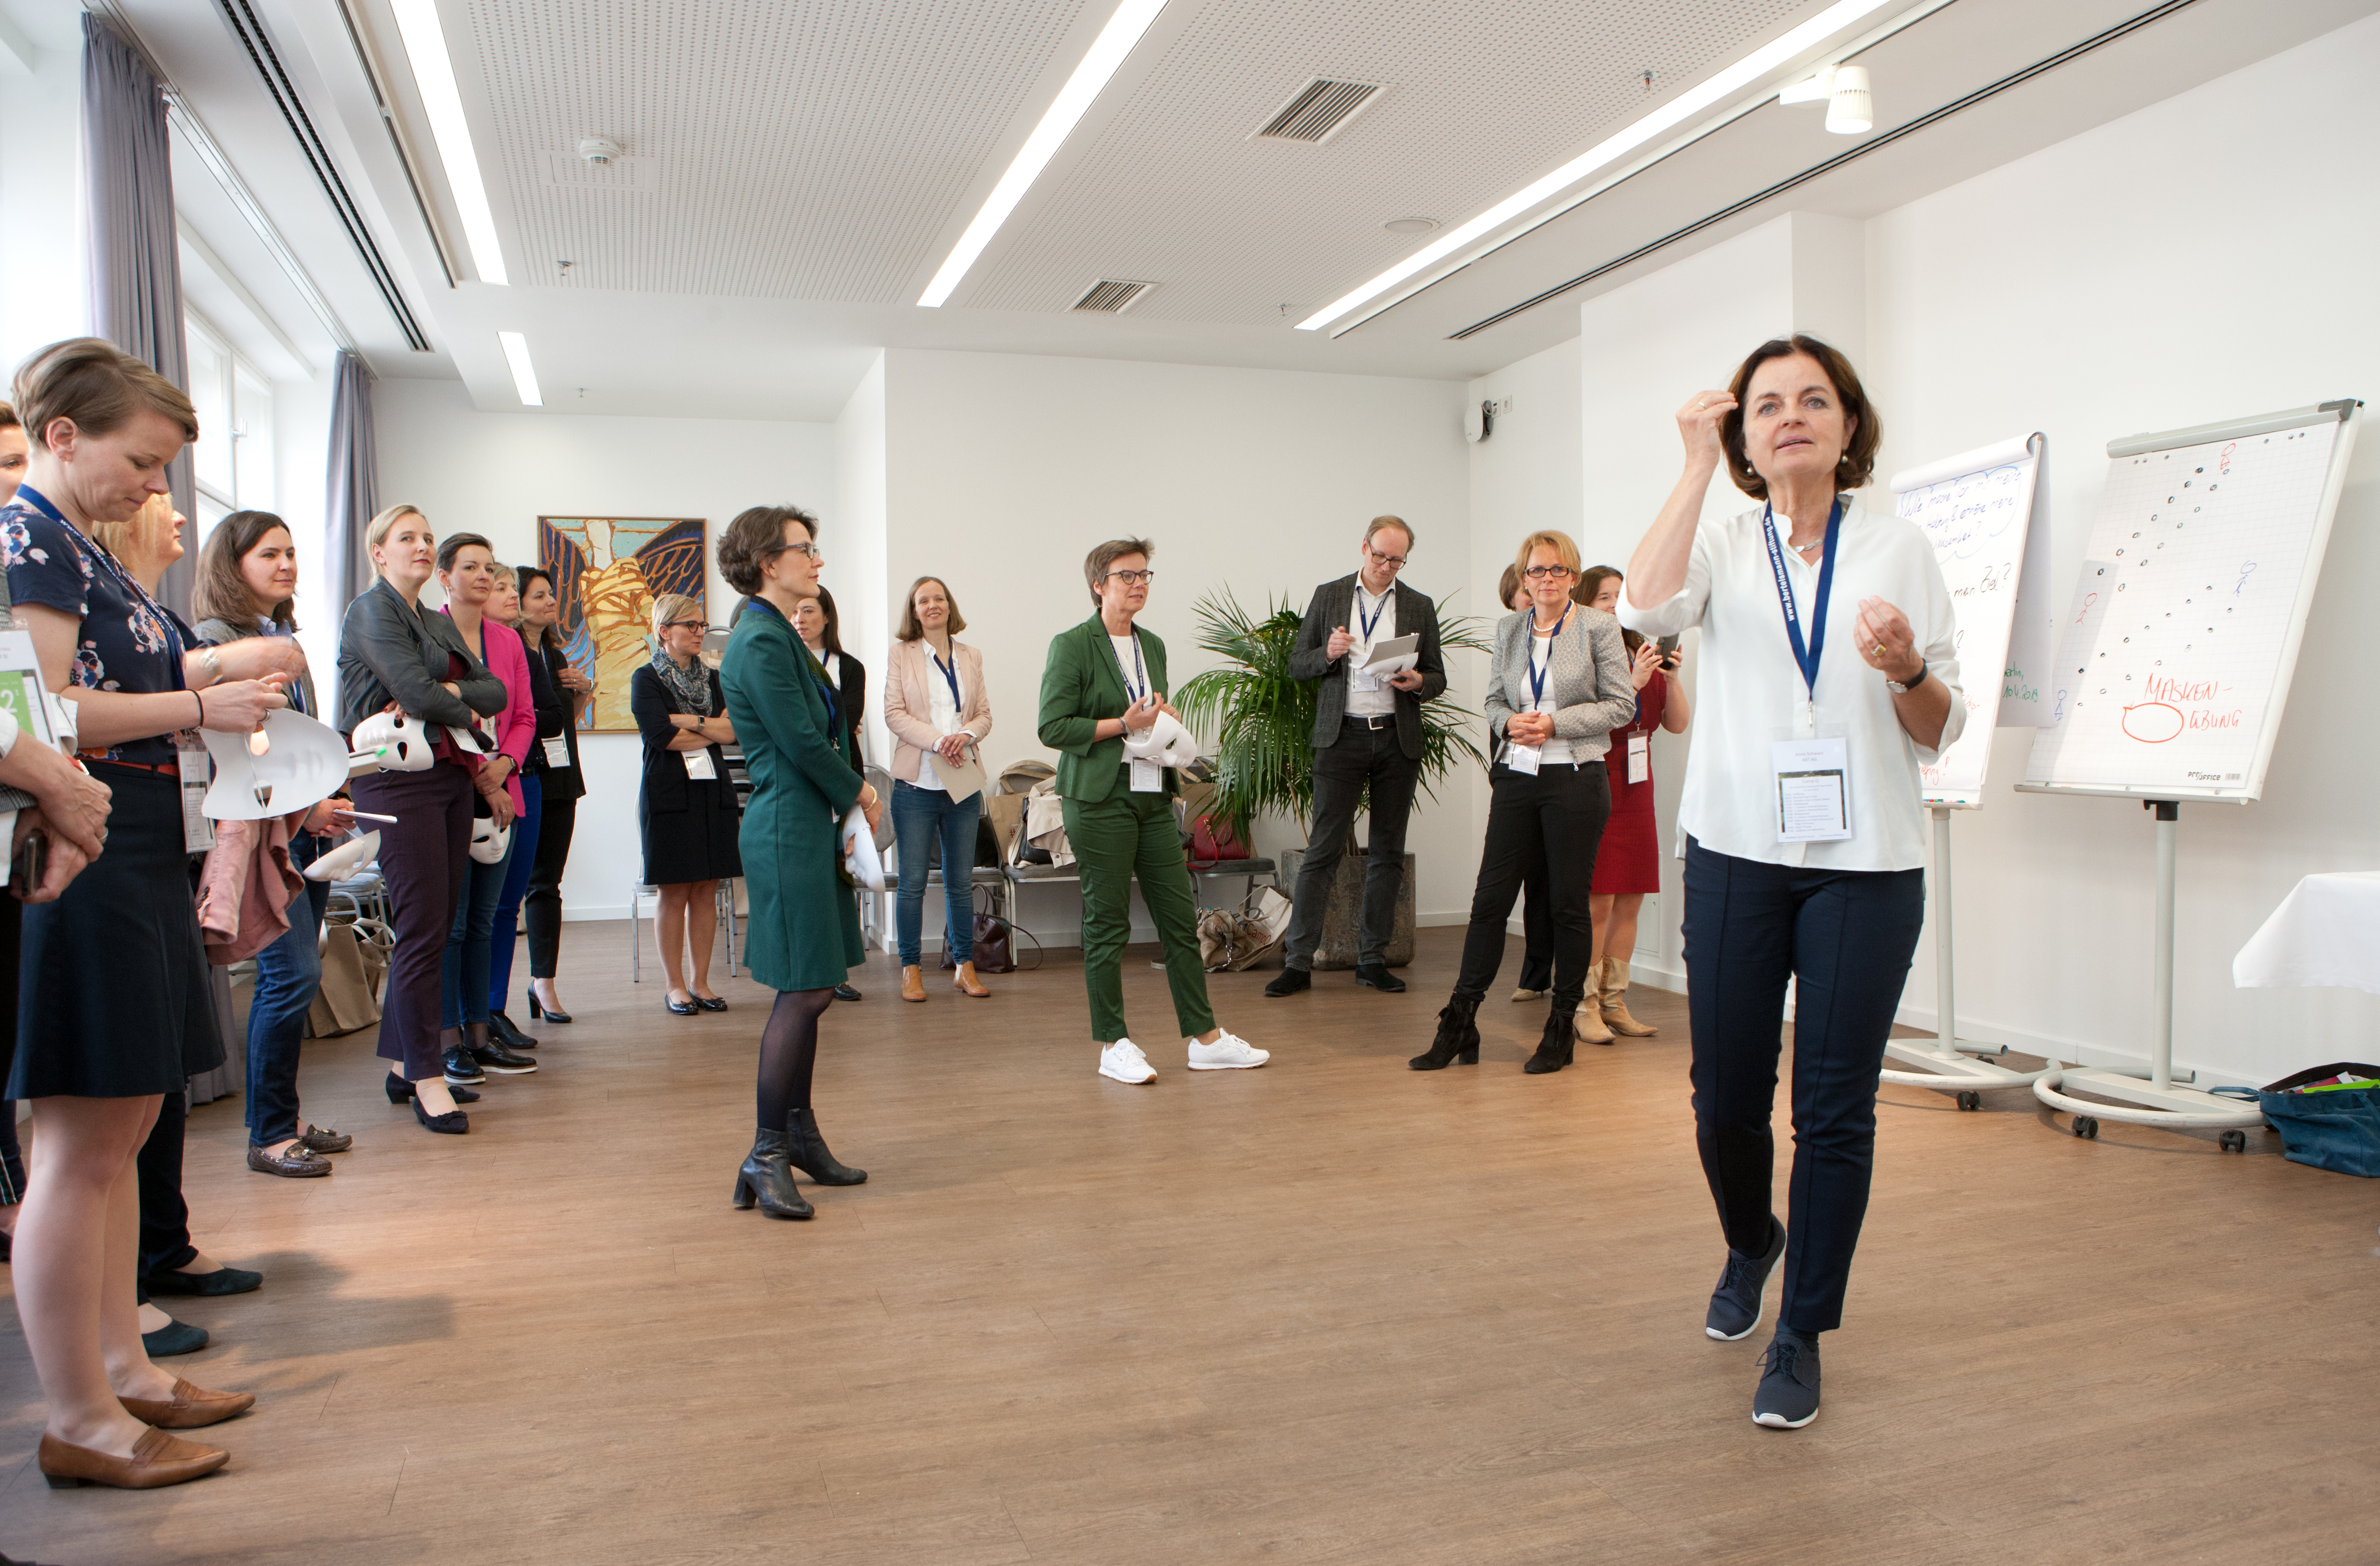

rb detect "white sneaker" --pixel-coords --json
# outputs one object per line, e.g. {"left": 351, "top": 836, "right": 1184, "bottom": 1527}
{"left": 1186, "top": 1030, "right": 1269, "bottom": 1071}
{"left": 1099, "top": 1038, "right": 1156, "bottom": 1084}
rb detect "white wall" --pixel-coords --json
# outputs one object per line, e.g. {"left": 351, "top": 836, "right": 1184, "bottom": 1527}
{"left": 1861, "top": 12, "right": 2380, "bottom": 1086}
{"left": 373, "top": 379, "right": 836, "bottom": 918}
{"left": 0, "top": 32, "right": 83, "bottom": 374}
{"left": 833, "top": 350, "right": 889, "bottom": 765}
{"left": 879, "top": 348, "right": 1475, "bottom": 941}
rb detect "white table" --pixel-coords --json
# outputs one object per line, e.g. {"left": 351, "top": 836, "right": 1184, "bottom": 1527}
{"left": 2234, "top": 871, "right": 2380, "bottom": 995}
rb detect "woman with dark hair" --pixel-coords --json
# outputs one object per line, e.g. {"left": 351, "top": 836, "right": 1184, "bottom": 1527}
{"left": 716, "top": 505, "right": 882, "bottom": 1220}
{"left": 7, "top": 338, "right": 289, "bottom": 1488}
{"left": 496, "top": 565, "right": 582, "bottom": 1033}
{"left": 1621, "top": 334, "right": 1960, "bottom": 1430}
{"left": 517, "top": 566, "right": 590, "bottom": 1024}
{"left": 883, "top": 575, "right": 994, "bottom": 1002}
{"left": 790, "top": 586, "right": 866, "bottom": 764}
{"left": 192, "top": 511, "right": 353, "bottom": 1175}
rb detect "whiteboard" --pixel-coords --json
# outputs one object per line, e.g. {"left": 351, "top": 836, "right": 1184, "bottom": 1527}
{"left": 2022, "top": 401, "right": 2361, "bottom": 802}
{"left": 1891, "top": 433, "right": 2053, "bottom": 807}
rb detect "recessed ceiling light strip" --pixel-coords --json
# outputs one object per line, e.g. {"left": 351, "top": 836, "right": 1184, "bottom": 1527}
{"left": 1295, "top": 0, "right": 1910, "bottom": 333}
{"left": 388, "top": 0, "right": 509, "bottom": 285}
{"left": 917, "top": 0, "right": 1169, "bottom": 308}
{"left": 498, "top": 331, "right": 542, "bottom": 405}
{"left": 1326, "top": 0, "right": 1959, "bottom": 340}
{"left": 1446, "top": 0, "right": 2204, "bottom": 340}
{"left": 333, "top": 0, "right": 458, "bottom": 290}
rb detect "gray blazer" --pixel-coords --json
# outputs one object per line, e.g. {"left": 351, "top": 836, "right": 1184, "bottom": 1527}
{"left": 1287, "top": 574, "right": 1447, "bottom": 760}
{"left": 1484, "top": 606, "right": 1636, "bottom": 762}
{"left": 334, "top": 577, "right": 507, "bottom": 735}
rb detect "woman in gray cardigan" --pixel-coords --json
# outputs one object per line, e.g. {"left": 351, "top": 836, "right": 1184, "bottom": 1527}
{"left": 1412, "top": 529, "right": 1635, "bottom": 1076}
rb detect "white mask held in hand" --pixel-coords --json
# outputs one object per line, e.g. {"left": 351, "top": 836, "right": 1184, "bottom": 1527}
{"left": 304, "top": 830, "right": 381, "bottom": 882}
{"left": 350, "top": 710, "right": 436, "bottom": 773}
{"left": 469, "top": 813, "right": 512, "bottom": 864}
{"left": 201, "top": 709, "right": 351, "bottom": 819}
{"left": 1120, "top": 711, "right": 1201, "bottom": 770}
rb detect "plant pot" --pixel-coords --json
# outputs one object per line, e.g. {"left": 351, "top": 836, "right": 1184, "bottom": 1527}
{"left": 1279, "top": 847, "right": 1415, "bottom": 970}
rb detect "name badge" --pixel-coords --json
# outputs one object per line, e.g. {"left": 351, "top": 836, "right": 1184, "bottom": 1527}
{"left": 1130, "top": 756, "right": 1164, "bottom": 793}
{"left": 1505, "top": 744, "right": 1542, "bottom": 777}
{"left": 1771, "top": 736, "right": 1851, "bottom": 843}
{"left": 683, "top": 749, "right": 717, "bottom": 781}
{"left": 542, "top": 734, "right": 572, "bottom": 769}
{"left": 178, "top": 738, "right": 217, "bottom": 852}
{"left": 1627, "top": 732, "right": 1650, "bottom": 785}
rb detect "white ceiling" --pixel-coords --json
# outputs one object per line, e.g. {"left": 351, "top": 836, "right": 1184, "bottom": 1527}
{"left": 55, "top": 0, "right": 2380, "bottom": 420}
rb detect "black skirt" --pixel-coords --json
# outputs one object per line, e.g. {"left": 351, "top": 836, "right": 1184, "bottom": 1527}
{"left": 12, "top": 769, "right": 223, "bottom": 1099}
{"left": 639, "top": 770, "right": 744, "bottom": 886}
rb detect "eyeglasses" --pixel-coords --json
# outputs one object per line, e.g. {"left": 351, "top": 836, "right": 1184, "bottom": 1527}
{"left": 772, "top": 540, "right": 824, "bottom": 562}
{"left": 1364, "top": 547, "right": 1408, "bottom": 570}
{"left": 663, "top": 618, "right": 705, "bottom": 630}
{"left": 1103, "top": 569, "right": 1156, "bottom": 586}
{"left": 1523, "top": 564, "right": 1575, "bottom": 580}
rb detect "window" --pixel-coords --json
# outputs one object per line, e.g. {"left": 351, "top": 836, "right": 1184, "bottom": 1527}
{"left": 183, "top": 309, "right": 274, "bottom": 534}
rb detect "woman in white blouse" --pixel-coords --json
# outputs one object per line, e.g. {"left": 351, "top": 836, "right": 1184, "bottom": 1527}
{"left": 1620, "top": 334, "right": 1961, "bottom": 1433}
{"left": 883, "top": 576, "right": 995, "bottom": 1002}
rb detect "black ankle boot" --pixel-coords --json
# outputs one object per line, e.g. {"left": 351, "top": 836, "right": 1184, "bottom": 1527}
{"left": 1523, "top": 1008, "right": 1578, "bottom": 1074}
{"left": 1409, "top": 994, "right": 1482, "bottom": 1070}
{"left": 732, "top": 1129, "right": 813, "bottom": 1219}
{"left": 786, "top": 1107, "right": 867, "bottom": 1185}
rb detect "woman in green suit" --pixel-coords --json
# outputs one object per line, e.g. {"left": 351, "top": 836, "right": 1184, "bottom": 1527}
{"left": 1038, "top": 538, "right": 1269, "bottom": 1084}
{"left": 716, "top": 505, "right": 885, "bottom": 1220}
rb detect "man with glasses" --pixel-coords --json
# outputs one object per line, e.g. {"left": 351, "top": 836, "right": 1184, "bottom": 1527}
{"left": 1266, "top": 516, "right": 1446, "bottom": 998}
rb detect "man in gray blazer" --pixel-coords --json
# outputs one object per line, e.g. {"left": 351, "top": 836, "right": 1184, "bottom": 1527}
{"left": 1266, "top": 517, "right": 1447, "bottom": 997}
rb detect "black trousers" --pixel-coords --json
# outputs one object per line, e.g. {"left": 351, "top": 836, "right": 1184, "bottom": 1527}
{"left": 1454, "top": 762, "right": 1610, "bottom": 1013}
{"left": 1682, "top": 837, "right": 1925, "bottom": 1334}
{"left": 0, "top": 896, "right": 20, "bottom": 1205}
{"left": 525, "top": 793, "right": 578, "bottom": 978}
{"left": 1283, "top": 720, "right": 1419, "bottom": 970}
{"left": 138, "top": 1091, "right": 194, "bottom": 1276}
{"left": 1517, "top": 859, "right": 1553, "bottom": 993}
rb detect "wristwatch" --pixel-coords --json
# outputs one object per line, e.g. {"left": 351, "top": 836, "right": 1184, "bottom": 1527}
{"left": 1885, "top": 659, "right": 1927, "bottom": 695}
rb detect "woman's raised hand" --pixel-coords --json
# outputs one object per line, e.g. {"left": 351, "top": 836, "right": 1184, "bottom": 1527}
{"left": 1630, "top": 641, "right": 1662, "bottom": 690}
{"left": 198, "top": 676, "right": 287, "bottom": 733}
{"left": 1677, "top": 389, "right": 1736, "bottom": 467}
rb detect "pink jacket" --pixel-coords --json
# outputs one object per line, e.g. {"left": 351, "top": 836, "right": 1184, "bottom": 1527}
{"left": 445, "top": 610, "right": 536, "bottom": 811}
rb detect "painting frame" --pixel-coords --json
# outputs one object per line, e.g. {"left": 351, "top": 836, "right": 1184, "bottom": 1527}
{"left": 537, "top": 516, "right": 708, "bottom": 733}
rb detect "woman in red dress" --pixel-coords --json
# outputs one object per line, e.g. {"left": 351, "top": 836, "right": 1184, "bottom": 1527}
{"left": 1576, "top": 566, "right": 1693, "bottom": 1039}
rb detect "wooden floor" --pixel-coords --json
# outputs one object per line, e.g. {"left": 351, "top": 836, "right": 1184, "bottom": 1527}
{"left": 1, "top": 924, "right": 2372, "bottom": 1564}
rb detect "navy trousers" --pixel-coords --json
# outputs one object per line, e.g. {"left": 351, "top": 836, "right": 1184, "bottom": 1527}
{"left": 1682, "top": 836, "right": 1924, "bottom": 1335}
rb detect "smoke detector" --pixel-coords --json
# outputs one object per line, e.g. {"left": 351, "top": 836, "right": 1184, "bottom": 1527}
{"left": 578, "top": 136, "right": 623, "bottom": 165}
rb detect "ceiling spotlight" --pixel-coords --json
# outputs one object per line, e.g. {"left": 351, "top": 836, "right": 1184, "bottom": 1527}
{"left": 1823, "top": 66, "right": 1872, "bottom": 134}
{"left": 1382, "top": 216, "right": 1438, "bottom": 235}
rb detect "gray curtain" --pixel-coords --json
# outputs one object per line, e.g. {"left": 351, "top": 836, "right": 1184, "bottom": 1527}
{"left": 326, "top": 348, "right": 378, "bottom": 613}
{"left": 81, "top": 11, "right": 197, "bottom": 619}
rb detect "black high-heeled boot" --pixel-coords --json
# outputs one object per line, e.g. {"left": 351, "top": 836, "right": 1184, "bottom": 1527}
{"left": 1409, "top": 994, "right": 1483, "bottom": 1070}
{"left": 1523, "top": 1008, "right": 1578, "bottom": 1075}
{"left": 731, "top": 1130, "right": 813, "bottom": 1219}
{"left": 786, "top": 1107, "right": 867, "bottom": 1185}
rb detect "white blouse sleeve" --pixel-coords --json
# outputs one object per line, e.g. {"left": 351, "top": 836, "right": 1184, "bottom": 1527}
{"left": 1907, "top": 531, "right": 1965, "bottom": 763}
{"left": 1616, "top": 520, "right": 1715, "bottom": 638}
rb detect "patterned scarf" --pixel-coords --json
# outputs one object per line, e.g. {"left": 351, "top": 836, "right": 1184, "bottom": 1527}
{"left": 651, "top": 648, "right": 713, "bottom": 716}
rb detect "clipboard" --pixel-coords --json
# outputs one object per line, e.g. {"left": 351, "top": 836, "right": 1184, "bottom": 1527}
{"left": 1360, "top": 633, "right": 1420, "bottom": 678}
{"left": 932, "top": 736, "right": 988, "bottom": 804}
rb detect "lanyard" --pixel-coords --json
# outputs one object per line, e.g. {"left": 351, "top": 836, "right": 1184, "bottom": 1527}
{"left": 1111, "top": 629, "right": 1147, "bottom": 705}
{"left": 1354, "top": 585, "right": 1388, "bottom": 641}
{"left": 22, "top": 486, "right": 191, "bottom": 689}
{"left": 1760, "top": 496, "right": 1844, "bottom": 722}
{"left": 1526, "top": 605, "right": 1570, "bottom": 709}
{"left": 929, "top": 643, "right": 964, "bottom": 714}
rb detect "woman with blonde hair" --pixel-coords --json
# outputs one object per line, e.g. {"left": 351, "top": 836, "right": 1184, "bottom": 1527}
{"left": 1411, "top": 528, "right": 1633, "bottom": 1076}
{"left": 883, "top": 574, "right": 994, "bottom": 1001}
{"left": 630, "top": 591, "right": 742, "bottom": 1014}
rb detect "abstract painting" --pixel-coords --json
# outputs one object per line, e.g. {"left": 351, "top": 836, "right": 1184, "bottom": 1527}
{"left": 538, "top": 517, "right": 707, "bottom": 732}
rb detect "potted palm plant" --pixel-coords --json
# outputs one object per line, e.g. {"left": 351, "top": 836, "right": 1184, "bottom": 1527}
{"left": 1174, "top": 587, "right": 1491, "bottom": 966}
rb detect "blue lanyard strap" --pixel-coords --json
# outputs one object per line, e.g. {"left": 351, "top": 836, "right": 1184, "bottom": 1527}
{"left": 1525, "top": 605, "right": 1569, "bottom": 709}
{"left": 1760, "top": 496, "right": 1844, "bottom": 705}
{"left": 1353, "top": 585, "right": 1387, "bottom": 641}
{"left": 1111, "top": 629, "right": 1146, "bottom": 705}
{"left": 930, "top": 644, "right": 964, "bottom": 713}
{"left": 23, "top": 487, "right": 191, "bottom": 690}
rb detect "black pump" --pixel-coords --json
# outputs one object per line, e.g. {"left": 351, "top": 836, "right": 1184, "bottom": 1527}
{"left": 1409, "top": 995, "right": 1482, "bottom": 1070}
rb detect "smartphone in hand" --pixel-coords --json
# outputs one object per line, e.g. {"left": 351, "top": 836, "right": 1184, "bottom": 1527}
{"left": 1656, "top": 633, "right": 1681, "bottom": 670}
{"left": 10, "top": 827, "right": 48, "bottom": 901}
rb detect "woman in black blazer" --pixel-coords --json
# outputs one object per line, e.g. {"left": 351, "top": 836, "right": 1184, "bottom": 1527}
{"left": 792, "top": 588, "right": 866, "bottom": 767}
{"left": 631, "top": 593, "right": 743, "bottom": 1015}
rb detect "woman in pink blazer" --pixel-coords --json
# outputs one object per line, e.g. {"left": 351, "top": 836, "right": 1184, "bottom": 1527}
{"left": 882, "top": 576, "right": 995, "bottom": 1001}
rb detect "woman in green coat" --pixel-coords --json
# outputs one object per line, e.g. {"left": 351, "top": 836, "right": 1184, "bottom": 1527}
{"left": 1038, "top": 537, "right": 1269, "bottom": 1084}
{"left": 716, "top": 504, "right": 885, "bottom": 1220}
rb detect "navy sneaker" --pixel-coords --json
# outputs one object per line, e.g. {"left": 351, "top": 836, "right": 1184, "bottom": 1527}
{"left": 1753, "top": 1328, "right": 1822, "bottom": 1429}
{"left": 1705, "top": 1215, "right": 1787, "bottom": 1341}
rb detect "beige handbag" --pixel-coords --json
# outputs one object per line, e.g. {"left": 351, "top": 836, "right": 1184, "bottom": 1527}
{"left": 308, "top": 916, "right": 392, "bottom": 1038}
{"left": 1197, "top": 886, "right": 1293, "bottom": 972}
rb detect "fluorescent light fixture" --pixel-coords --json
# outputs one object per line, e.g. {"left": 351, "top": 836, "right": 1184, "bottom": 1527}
{"left": 389, "top": 0, "right": 509, "bottom": 286}
{"left": 917, "top": 0, "right": 1167, "bottom": 308}
{"left": 1296, "top": 0, "right": 1899, "bottom": 331}
{"left": 498, "top": 331, "right": 542, "bottom": 406}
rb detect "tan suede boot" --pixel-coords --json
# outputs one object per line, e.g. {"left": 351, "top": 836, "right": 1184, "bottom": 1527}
{"left": 1600, "top": 956, "right": 1659, "bottom": 1037}
{"left": 1573, "top": 959, "right": 1616, "bottom": 1045}
{"left": 900, "top": 965, "right": 927, "bottom": 1002}
{"left": 953, "top": 961, "right": 990, "bottom": 998}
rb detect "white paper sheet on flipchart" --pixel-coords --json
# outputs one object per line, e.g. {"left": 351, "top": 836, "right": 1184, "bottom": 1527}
{"left": 2025, "top": 416, "right": 2343, "bottom": 798}
{"left": 1890, "top": 432, "right": 2050, "bottom": 808}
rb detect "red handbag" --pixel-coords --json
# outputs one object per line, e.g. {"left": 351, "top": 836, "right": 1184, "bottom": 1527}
{"left": 1189, "top": 813, "right": 1250, "bottom": 865}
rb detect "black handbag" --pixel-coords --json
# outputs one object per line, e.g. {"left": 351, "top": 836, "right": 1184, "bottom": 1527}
{"left": 940, "top": 885, "right": 1017, "bottom": 974}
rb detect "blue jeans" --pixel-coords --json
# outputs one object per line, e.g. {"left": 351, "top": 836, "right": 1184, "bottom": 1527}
{"left": 892, "top": 779, "right": 981, "bottom": 966}
{"left": 486, "top": 773, "right": 543, "bottom": 1016}
{"left": 441, "top": 812, "right": 517, "bottom": 1029}
{"left": 247, "top": 834, "right": 331, "bottom": 1146}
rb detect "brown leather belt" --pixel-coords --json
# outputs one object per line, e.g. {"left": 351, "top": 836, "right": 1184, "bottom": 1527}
{"left": 82, "top": 756, "right": 180, "bottom": 776}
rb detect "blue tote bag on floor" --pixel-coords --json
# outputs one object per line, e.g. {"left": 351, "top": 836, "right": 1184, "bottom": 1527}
{"left": 2218, "top": 1063, "right": 2380, "bottom": 1178}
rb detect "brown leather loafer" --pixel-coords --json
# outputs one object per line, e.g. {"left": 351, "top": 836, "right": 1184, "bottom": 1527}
{"left": 248, "top": 1141, "right": 332, "bottom": 1178}
{"left": 119, "top": 1377, "right": 256, "bottom": 1430}
{"left": 297, "top": 1123, "right": 353, "bottom": 1154}
{"left": 40, "top": 1426, "right": 228, "bottom": 1488}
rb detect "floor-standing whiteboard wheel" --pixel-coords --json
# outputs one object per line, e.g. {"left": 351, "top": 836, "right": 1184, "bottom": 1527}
{"left": 2073, "top": 1116, "right": 2100, "bottom": 1140}
{"left": 2219, "top": 1129, "right": 2248, "bottom": 1154}
{"left": 1956, "top": 1090, "right": 1982, "bottom": 1112}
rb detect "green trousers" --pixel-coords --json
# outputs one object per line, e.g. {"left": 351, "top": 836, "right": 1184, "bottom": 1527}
{"left": 1062, "top": 789, "right": 1215, "bottom": 1044}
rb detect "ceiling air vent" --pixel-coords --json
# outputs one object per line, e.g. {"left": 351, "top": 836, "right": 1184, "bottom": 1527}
{"left": 1252, "top": 78, "right": 1384, "bottom": 144}
{"left": 1072, "top": 279, "right": 1156, "bottom": 314}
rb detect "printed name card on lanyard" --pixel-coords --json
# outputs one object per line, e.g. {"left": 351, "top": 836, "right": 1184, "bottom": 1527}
{"left": 1114, "top": 631, "right": 1163, "bottom": 793}
{"left": 1349, "top": 587, "right": 1388, "bottom": 692}
{"left": 1506, "top": 607, "right": 1567, "bottom": 777}
{"left": 1762, "top": 497, "right": 1852, "bottom": 843}
{"left": 543, "top": 734, "right": 573, "bottom": 769}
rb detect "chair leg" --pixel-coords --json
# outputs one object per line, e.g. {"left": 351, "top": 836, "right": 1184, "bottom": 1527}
{"left": 630, "top": 883, "right": 642, "bottom": 983}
